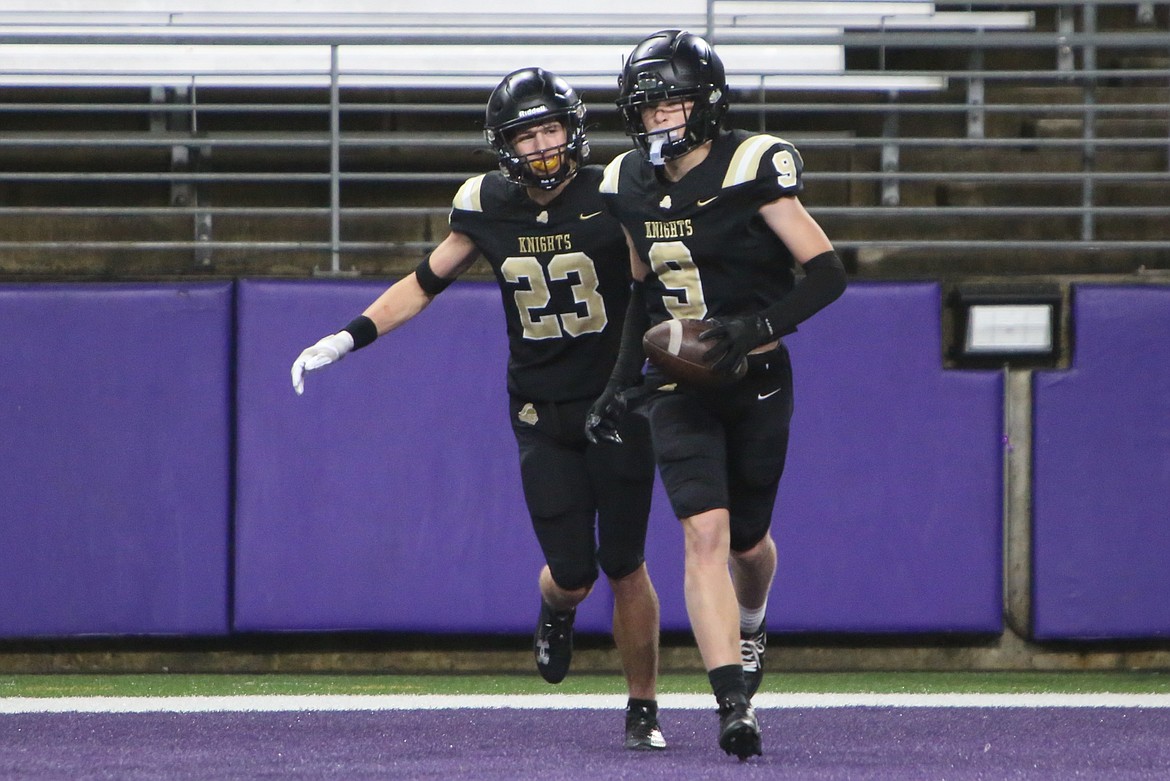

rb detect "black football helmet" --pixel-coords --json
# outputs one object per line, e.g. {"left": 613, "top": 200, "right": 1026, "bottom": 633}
{"left": 616, "top": 29, "right": 728, "bottom": 165}
{"left": 484, "top": 67, "right": 589, "bottom": 189}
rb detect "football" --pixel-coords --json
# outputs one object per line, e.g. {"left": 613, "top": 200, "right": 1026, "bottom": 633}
{"left": 642, "top": 318, "right": 748, "bottom": 387}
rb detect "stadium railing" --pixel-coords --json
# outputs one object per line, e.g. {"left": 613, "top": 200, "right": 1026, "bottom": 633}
{"left": 0, "top": 0, "right": 1167, "bottom": 278}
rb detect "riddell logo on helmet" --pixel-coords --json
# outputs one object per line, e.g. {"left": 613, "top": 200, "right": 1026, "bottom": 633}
{"left": 518, "top": 105, "right": 549, "bottom": 117}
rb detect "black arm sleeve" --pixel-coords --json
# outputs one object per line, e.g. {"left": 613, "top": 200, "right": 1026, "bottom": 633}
{"left": 608, "top": 280, "right": 649, "bottom": 388}
{"left": 757, "top": 249, "right": 847, "bottom": 339}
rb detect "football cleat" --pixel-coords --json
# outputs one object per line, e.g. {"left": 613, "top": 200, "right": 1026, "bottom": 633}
{"left": 718, "top": 692, "right": 762, "bottom": 760}
{"left": 533, "top": 601, "right": 575, "bottom": 684}
{"left": 624, "top": 703, "right": 667, "bottom": 751}
{"left": 740, "top": 621, "right": 767, "bottom": 698}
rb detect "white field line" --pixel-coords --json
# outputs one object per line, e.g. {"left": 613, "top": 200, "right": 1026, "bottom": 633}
{"left": 2, "top": 692, "right": 1170, "bottom": 714}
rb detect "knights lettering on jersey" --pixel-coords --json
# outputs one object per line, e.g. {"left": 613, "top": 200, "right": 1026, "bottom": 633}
{"left": 517, "top": 233, "right": 574, "bottom": 254}
{"left": 644, "top": 220, "right": 693, "bottom": 239}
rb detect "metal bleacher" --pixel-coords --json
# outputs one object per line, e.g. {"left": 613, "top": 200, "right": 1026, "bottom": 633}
{"left": 0, "top": 1, "right": 1168, "bottom": 279}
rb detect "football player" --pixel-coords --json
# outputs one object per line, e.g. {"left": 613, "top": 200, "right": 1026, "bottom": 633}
{"left": 586, "top": 30, "right": 848, "bottom": 760}
{"left": 292, "top": 68, "right": 666, "bottom": 752}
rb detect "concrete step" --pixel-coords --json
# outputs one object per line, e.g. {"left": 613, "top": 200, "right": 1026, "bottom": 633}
{"left": 828, "top": 206, "right": 1170, "bottom": 244}
{"left": 937, "top": 180, "right": 1170, "bottom": 209}
{"left": 901, "top": 145, "right": 1168, "bottom": 174}
{"left": 1026, "top": 116, "right": 1170, "bottom": 139}
{"left": 854, "top": 244, "right": 1170, "bottom": 277}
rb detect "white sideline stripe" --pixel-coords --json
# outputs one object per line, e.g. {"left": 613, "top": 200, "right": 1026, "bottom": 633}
{"left": 3, "top": 692, "right": 1170, "bottom": 714}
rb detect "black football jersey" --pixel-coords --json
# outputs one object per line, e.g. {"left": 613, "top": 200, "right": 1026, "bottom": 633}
{"left": 449, "top": 166, "right": 631, "bottom": 402}
{"left": 600, "top": 129, "right": 804, "bottom": 326}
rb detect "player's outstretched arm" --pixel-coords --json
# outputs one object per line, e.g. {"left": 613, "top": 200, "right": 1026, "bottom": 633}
{"left": 290, "top": 231, "right": 479, "bottom": 395}
{"left": 291, "top": 330, "right": 359, "bottom": 396}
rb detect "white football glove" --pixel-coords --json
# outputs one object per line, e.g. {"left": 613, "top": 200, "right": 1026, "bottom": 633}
{"left": 291, "top": 331, "right": 355, "bottom": 396}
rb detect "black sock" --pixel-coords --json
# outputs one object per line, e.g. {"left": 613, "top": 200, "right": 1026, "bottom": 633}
{"left": 708, "top": 664, "right": 746, "bottom": 702}
{"left": 542, "top": 600, "right": 574, "bottom": 619}
{"left": 627, "top": 697, "right": 657, "bottom": 715}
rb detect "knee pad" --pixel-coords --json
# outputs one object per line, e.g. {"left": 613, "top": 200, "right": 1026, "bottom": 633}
{"left": 597, "top": 549, "right": 644, "bottom": 582}
{"left": 729, "top": 513, "right": 772, "bottom": 553}
{"left": 728, "top": 479, "right": 779, "bottom": 553}
{"left": 546, "top": 555, "right": 599, "bottom": 593}
{"left": 663, "top": 474, "right": 724, "bottom": 521}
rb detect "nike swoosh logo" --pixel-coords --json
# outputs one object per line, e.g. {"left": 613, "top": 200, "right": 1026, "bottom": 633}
{"left": 757, "top": 387, "right": 782, "bottom": 401}
{"left": 697, "top": 196, "right": 718, "bottom": 207}
{"left": 579, "top": 211, "right": 603, "bottom": 220}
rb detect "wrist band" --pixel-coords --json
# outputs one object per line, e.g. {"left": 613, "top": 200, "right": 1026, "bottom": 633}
{"left": 343, "top": 315, "right": 378, "bottom": 351}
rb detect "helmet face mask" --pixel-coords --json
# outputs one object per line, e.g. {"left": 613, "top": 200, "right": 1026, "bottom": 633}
{"left": 503, "top": 120, "right": 571, "bottom": 184}
{"left": 635, "top": 98, "right": 697, "bottom": 166}
{"left": 616, "top": 30, "right": 728, "bottom": 165}
{"left": 484, "top": 68, "right": 590, "bottom": 189}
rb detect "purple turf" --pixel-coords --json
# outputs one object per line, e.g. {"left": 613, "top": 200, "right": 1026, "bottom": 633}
{"left": 3, "top": 707, "right": 1169, "bottom": 780}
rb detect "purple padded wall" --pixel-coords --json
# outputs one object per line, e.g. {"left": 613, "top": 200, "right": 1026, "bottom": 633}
{"left": 234, "top": 279, "right": 613, "bottom": 634}
{"left": 237, "top": 280, "right": 1001, "bottom": 637}
{"left": 1033, "top": 284, "right": 1170, "bottom": 639}
{"left": 0, "top": 283, "right": 232, "bottom": 637}
{"left": 658, "top": 282, "right": 1003, "bottom": 634}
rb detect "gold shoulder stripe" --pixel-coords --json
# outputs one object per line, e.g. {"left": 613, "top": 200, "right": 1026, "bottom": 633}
{"left": 722, "top": 135, "right": 787, "bottom": 189}
{"left": 600, "top": 151, "right": 635, "bottom": 194}
{"left": 452, "top": 174, "right": 487, "bottom": 212}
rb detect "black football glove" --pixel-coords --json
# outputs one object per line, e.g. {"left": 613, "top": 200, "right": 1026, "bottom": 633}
{"left": 699, "top": 315, "right": 772, "bottom": 378}
{"left": 585, "top": 383, "right": 631, "bottom": 445}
